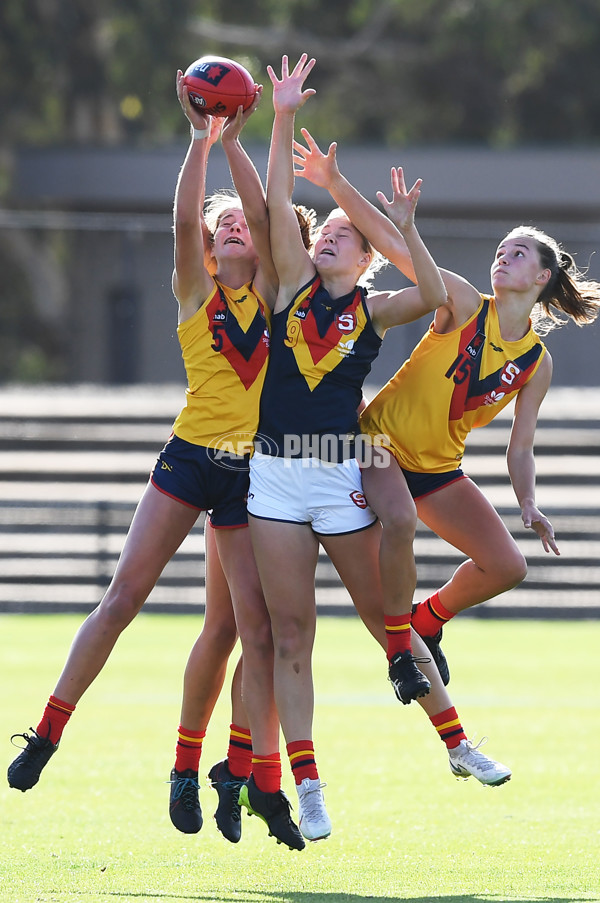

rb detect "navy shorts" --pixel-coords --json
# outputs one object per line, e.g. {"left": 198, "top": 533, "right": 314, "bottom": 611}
{"left": 151, "top": 433, "right": 250, "bottom": 528}
{"left": 401, "top": 467, "right": 467, "bottom": 501}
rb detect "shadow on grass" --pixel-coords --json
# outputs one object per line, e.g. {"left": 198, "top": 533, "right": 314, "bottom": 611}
{"left": 103, "top": 891, "right": 594, "bottom": 903}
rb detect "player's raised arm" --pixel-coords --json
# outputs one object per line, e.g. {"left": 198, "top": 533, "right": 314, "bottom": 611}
{"left": 293, "top": 129, "right": 417, "bottom": 282}
{"left": 368, "top": 167, "right": 449, "bottom": 332}
{"left": 378, "top": 167, "right": 447, "bottom": 314}
{"left": 221, "top": 87, "right": 278, "bottom": 308}
{"left": 265, "top": 54, "right": 316, "bottom": 302}
{"left": 172, "top": 69, "right": 217, "bottom": 322}
{"left": 378, "top": 165, "right": 482, "bottom": 330}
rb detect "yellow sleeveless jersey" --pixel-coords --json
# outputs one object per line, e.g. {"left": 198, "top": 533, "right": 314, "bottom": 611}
{"left": 361, "top": 295, "right": 546, "bottom": 473}
{"left": 172, "top": 279, "right": 270, "bottom": 453}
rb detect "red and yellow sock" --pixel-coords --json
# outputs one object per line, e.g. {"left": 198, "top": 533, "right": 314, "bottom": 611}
{"left": 287, "top": 739, "right": 319, "bottom": 784}
{"left": 430, "top": 706, "right": 467, "bottom": 750}
{"left": 36, "top": 695, "right": 76, "bottom": 745}
{"left": 384, "top": 613, "right": 413, "bottom": 660}
{"left": 226, "top": 723, "right": 252, "bottom": 779}
{"left": 174, "top": 725, "right": 205, "bottom": 773}
{"left": 412, "top": 592, "right": 456, "bottom": 638}
{"left": 251, "top": 752, "right": 282, "bottom": 794}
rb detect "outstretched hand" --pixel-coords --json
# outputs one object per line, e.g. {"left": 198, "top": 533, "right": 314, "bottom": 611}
{"left": 522, "top": 502, "right": 560, "bottom": 555}
{"left": 293, "top": 128, "right": 339, "bottom": 189}
{"left": 267, "top": 53, "right": 316, "bottom": 115}
{"left": 376, "top": 167, "right": 422, "bottom": 234}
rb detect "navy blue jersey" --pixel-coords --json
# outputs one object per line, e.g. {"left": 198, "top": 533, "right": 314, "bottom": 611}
{"left": 257, "top": 275, "right": 382, "bottom": 460}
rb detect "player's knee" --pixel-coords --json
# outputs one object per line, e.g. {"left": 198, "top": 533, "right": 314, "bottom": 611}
{"left": 238, "top": 613, "right": 273, "bottom": 657}
{"left": 511, "top": 552, "right": 528, "bottom": 587}
{"left": 272, "top": 615, "right": 314, "bottom": 662}
{"left": 381, "top": 505, "right": 417, "bottom": 544}
{"left": 204, "top": 618, "right": 238, "bottom": 653}
{"left": 498, "top": 550, "right": 528, "bottom": 590}
{"left": 97, "top": 582, "right": 147, "bottom": 628}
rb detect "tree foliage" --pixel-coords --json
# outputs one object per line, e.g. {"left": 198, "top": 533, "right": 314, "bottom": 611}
{"left": 1, "top": 0, "right": 599, "bottom": 384}
{"left": 1, "top": 0, "right": 600, "bottom": 153}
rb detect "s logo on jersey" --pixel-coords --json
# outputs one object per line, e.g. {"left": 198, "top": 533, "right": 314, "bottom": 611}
{"left": 350, "top": 490, "right": 368, "bottom": 509}
{"left": 500, "top": 361, "right": 522, "bottom": 386}
{"left": 481, "top": 361, "right": 521, "bottom": 404}
{"left": 336, "top": 312, "right": 356, "bottom": 333}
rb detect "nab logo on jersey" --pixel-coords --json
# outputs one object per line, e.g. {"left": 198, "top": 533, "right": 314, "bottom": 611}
{"left": 213, "top": 311, "right": 226, "bottom": 321}
{"left": 465, "top": 330, "right": 486, "bottom": 359}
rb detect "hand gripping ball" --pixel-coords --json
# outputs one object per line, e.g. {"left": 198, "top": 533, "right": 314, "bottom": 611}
{"left": 183, "top": 56, "right": 257, "bottom": 117}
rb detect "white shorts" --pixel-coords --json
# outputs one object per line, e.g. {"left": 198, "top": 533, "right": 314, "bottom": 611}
{"left": 247, "top": 452, "right": 377, "bottom": 536}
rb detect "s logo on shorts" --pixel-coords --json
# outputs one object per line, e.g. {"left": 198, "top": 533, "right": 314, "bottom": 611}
{"left": 349, "top": 490, "right": 367, "bottom": 509}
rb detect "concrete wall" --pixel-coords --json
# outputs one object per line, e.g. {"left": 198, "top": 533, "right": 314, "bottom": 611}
{"left": 9, "top": 144, "right": 600, "bottom": 389}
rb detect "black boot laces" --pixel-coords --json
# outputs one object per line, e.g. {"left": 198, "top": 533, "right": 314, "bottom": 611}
{"left": 220, "top": 778, "right": 243, "bottom": 823}
{"left": 10, "top": 728, "right": 52, "bottom": 759}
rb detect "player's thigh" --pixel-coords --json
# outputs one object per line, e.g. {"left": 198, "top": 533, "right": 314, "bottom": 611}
{"left": 214, "top": 524, "right": 273, "bottom": 641}
{"left": 320, "top": 521, "right": 385, "bottom": 641}
{"left": 416, "top": 477, "right": 521, "bottom": 568}
{"left": 361, "top": 449, "right": 416, "bottom": 531}
{"left": 113, "top": 482, "right": 200, "bottom": 589}
{"left": 248, "top": 516, "right": 320, "bottom": 625}
{"left": 202, "top": 521, "right": 238, "bottom": 641}
{"left": 204, "top": 522, "right": 236, "bottom": 617}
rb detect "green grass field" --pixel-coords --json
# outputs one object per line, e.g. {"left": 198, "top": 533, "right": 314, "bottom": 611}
{"left": 2, "top": 613, "right": 599, "bottom": 903}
